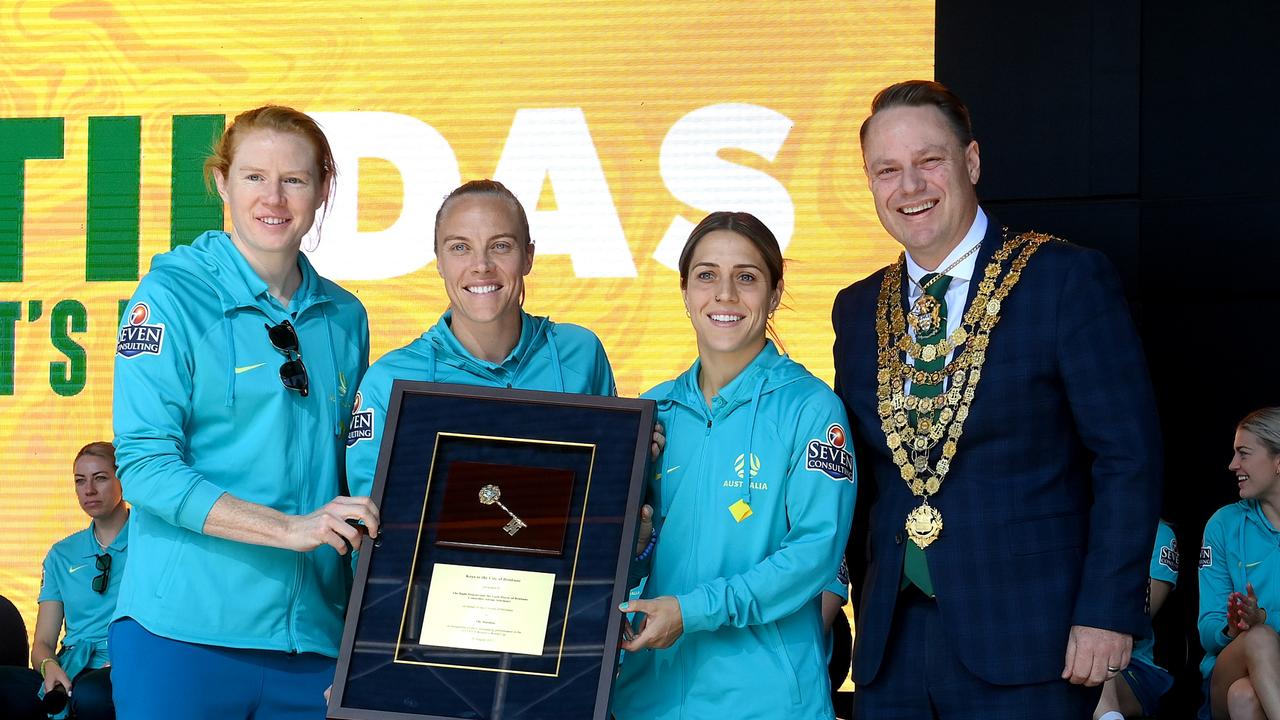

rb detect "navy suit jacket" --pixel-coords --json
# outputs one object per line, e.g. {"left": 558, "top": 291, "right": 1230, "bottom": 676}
{"left": 833, "top": 218, "right": 1162, "bottom": 686}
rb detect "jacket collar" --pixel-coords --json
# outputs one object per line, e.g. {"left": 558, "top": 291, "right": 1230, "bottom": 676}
{"left": 430, "top": 309, "right": 539, "bottom": 370}
{"left": 171, "top": 231, "right": 332, "bottom": 315}
{"left": 81, "top": 513, "right": 129, "bottom": 558}
{"left": 670, "top": 340, "right": 788, "bottom": 415}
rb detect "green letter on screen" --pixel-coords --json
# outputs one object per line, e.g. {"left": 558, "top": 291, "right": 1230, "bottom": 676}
{"left": 0, "top": 118, "right": 65, "bottom": 282}
{"left": 87, "top": 116, "right": 141, "bottom": 281}
{"left": 171, "top": 114, "right": 225, "bottom": 249}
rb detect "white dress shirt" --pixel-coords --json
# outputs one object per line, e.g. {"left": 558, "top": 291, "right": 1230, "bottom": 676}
{"left": 903, "top": 207, "right": 988, "bottom": 390}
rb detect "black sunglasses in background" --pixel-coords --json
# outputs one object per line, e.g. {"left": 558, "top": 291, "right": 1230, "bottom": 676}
{"left": 265, "top": 319, "right": 309, "bottom": 397}
{"left": 91, "top": 552, "right": 111, "bottom": 594}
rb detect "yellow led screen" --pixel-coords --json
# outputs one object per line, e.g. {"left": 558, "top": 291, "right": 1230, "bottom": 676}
{"left": 0, "top": 0, "right": 933, "bottom": 661}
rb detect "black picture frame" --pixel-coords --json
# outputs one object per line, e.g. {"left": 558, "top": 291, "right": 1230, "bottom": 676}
{"left": 328, "top": 381, "right": 654, "bottom": 720}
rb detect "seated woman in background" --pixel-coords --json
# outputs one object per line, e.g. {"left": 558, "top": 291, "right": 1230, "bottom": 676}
{"left": 1094, "top": 519, "right": 1178, "bottom": 719}
{"left": 612, "top": 211, "right": 856, "bottom": 720}
{"left": 1199, "top": 407, "right": 1280, "bottom": 720}
{"left": 31, "top": 441, "right": 129, "bottom": 720}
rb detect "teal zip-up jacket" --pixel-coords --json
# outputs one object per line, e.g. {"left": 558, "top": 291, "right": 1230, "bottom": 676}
{"left": 112, "top": 230, "right": 369, "bottom": 656}
{"left": 613, "top": 342, "right": 856, "bottom": 720}
{"left": 346, "top": 309, "right": 615, "bottom": 498}
{"left": 1198, "top": 499, "right": 1280, "bottom": 679}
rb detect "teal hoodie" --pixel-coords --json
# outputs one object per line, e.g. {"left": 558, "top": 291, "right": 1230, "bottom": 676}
{"left": 112, "top": 230, "right": 369, "bottom": 656}
{"left": 346, "top": 309, "right": 615, "bottom": 498}
{"left": 613, "top": 342, "right": 856, "bottom": 720}
{"left": 1198, "top": 499, "right": 1280, "bottom": 679}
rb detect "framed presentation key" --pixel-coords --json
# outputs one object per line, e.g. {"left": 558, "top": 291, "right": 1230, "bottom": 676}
{"left": 329, "top": 382, "right": 654, "bottom": 720}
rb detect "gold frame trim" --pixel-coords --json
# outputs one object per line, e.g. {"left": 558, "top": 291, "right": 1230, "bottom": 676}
{"left": 392, "top": 431, "right": 597, "bottom": 678}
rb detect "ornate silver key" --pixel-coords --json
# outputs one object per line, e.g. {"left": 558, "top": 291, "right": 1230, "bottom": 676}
{"left": 478, "top": 484, "right": 527, "bottom": 535}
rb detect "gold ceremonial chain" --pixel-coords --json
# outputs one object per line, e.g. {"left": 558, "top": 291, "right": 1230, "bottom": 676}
{"left": 875, "top": 231, "right": 1056, "bottom": 548}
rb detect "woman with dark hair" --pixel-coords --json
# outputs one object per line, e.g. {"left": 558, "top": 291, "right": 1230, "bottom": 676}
{"left": 345, "top": 179, "right": 616, "bottom": 498}
{"left": 110, "top": 105, "right": 376, "bottom": 719}
{"left": 25, "top": 442, "right": 127, "bottom": 720}
{"left": 613, "top": 211, "right": 856, "bottom": 720}
{"left": 1198, "top": 407, "right": 1280, "bottom": 719}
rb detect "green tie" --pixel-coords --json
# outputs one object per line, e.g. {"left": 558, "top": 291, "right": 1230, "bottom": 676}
{"left": 902, "top": 272, "right": 951, "bottom": 597}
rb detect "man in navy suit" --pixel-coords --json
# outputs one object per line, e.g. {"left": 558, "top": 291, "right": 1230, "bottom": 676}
{"left": 833, "top": 80, "right": 1162, "bottom": 717}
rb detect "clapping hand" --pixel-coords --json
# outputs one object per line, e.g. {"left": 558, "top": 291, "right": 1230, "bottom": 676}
{"left": 1227, "top": 582, "right": 1268, "bottom": 637}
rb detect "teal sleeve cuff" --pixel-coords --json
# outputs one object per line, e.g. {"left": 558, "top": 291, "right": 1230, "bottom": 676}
{"left": 823, "top": 577, "right": 850, "bottom": 602}
{"left": 176, "top": 482, "right": 228, "bottom": 534}
{"left": 674, "top": 587, "right": 715, "bottom": 635}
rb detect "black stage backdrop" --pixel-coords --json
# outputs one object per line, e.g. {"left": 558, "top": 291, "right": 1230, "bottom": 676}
{"left": 928, "top": 1, "right": 1280, "bottom": 716}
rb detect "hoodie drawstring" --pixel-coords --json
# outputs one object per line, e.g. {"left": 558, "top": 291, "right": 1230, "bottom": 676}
{"left": 319, "top": 304, "right": 342, "bottom": 435}
{"left": 223, "top": 315, "right": 237, "bottom": 407}
{"left": 545, "top": 327, "right": 566, "bottom": 392}
{"left": 740, "top": 374, "right": 767, "bottom": 505}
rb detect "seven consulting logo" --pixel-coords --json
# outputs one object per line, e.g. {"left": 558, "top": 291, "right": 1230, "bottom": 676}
{"left": 116, "top": 302, "right": 165, "bottom": 358}
{"left": 1162, "top": 538, "right": 1177, "bottom": 571}
{"left": 346, "top": 391, "right": 375, "bottom": 447}
{"left": 806, "top": 423, "right": 855, "bottom": 482}
{"left": 1159, "top": 537, "right": 1179, "bottom": 573}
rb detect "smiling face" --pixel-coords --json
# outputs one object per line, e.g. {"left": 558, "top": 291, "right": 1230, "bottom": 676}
{"left": 862, "top": 104, "right": 981, "bottom": 269}
{"left": 1229, "top": 428, "right": 1280, "bottom": 501}
{"left": 214, "top": 129, "right": 327, "bottom": 266}
{"left": 435, "top": 194, "right": 534, "bottom": 337}
{"left": 682, "top": 229, "right": 780, "bottom": 365}
{"left": 74, "top": 454, "right": 122, "bottom": 520}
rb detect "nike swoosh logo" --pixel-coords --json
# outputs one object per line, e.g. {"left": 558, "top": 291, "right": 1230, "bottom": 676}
{"left": 235, "top": 363, "right": 266, "bottom": 374}
{"left": 68, "top": 565, "right": 86, "bottom": 574}
{"left": 665, "top": 466, "right": 681, "bottom": 474}
{"left": 1246, "top": 561, "right": 1264, "bottom": 568}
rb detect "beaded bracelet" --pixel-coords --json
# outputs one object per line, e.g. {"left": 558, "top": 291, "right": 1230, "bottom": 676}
{"left": 634, "top": 528, "right": 659, "bottom": 562}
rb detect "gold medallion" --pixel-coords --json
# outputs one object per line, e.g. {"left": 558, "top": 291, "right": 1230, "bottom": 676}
{"left": 908, "top": 295, "right": 943, "bottom": 338}
{"left": 905, "top": 503, "right": 943, "bottom": 549}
